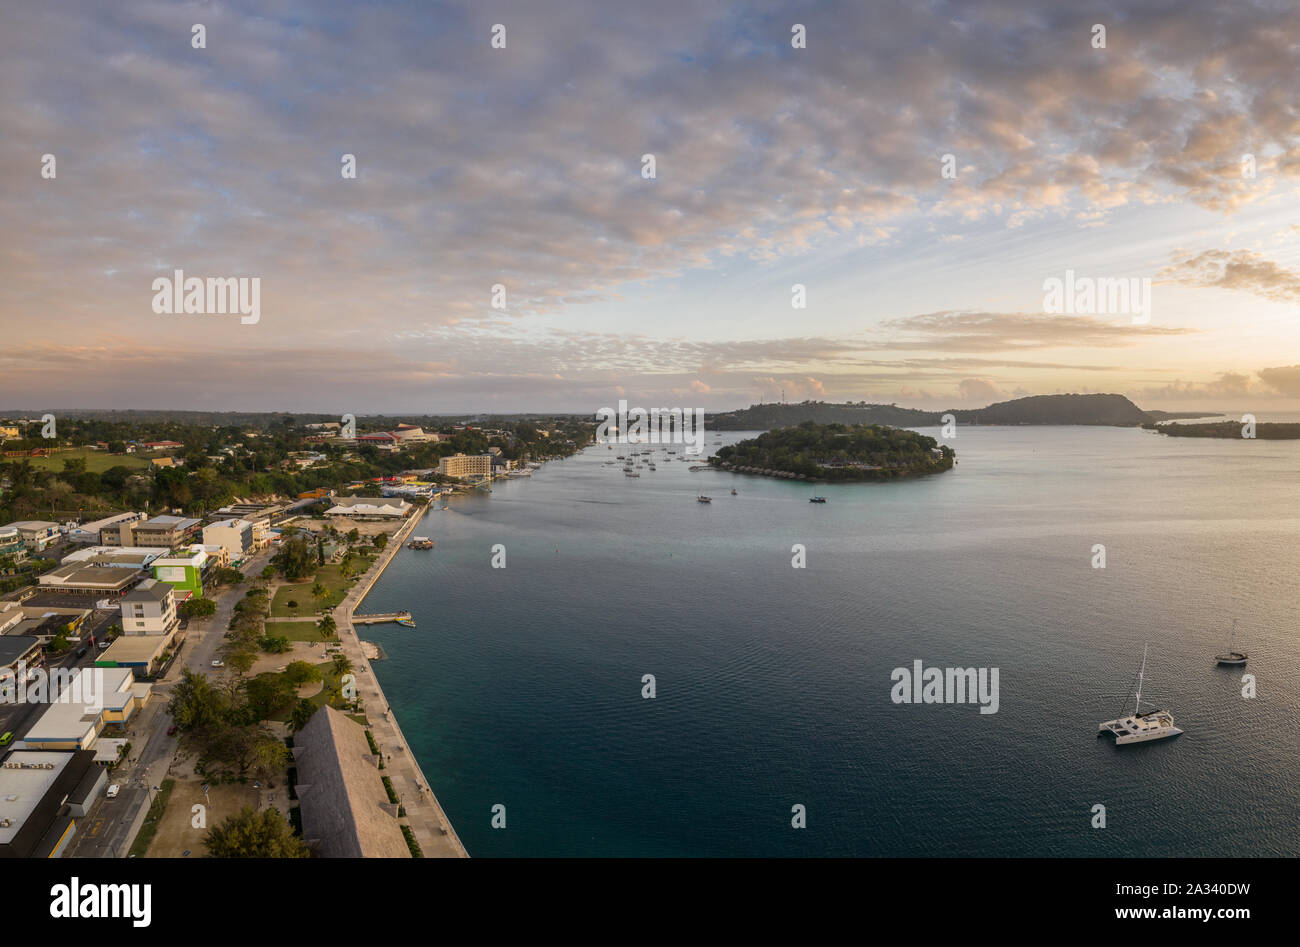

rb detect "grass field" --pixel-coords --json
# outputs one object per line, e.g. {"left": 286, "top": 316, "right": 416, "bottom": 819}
{"left": 272, "top": 620, "right": 332, "bottom": 641}
{"left": 269, "top": 559, "right": 371, "bottom": 618}
{"left": 24, "top": 448, "right": 151, "bottom": 473}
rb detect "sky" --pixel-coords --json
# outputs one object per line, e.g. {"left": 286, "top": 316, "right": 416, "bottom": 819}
{"left": 1, "top": 0, "right": 1299, "bottom": 415}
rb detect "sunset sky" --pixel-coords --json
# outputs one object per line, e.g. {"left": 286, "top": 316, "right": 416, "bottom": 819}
{"left": 2, "top": 0, "right": 1299, "bottom": 414}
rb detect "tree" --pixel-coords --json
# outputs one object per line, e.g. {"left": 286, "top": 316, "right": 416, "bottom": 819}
{"left": 310, "top": 581, "right": 328, "bottom": 604}
{"left": 179, "top": 597, "right": 217, "bottom": 620}
{"left": 331, "top": 653, "right": 353, "bottom": 678}
{"left": 245, "top": 673, "right": 297, "bottom": 720}
{"left": 347, "top": 528, "right": 360, "bottom": 543}
{"left": 167, "top": 669, "right": 228, "bottom": 731}
{"left": 205, "top": 807, "right": 310, "bottom": 858}
{"left": 373, "top": 533, "right": 388, "bottom": 551}
{"left": 284, "top": 661, "right": 323, "bottom": 687}
{"left": 289, "top": 698, "right": 319, "bottom": 733}
{"left": 258, "top": 635, "right": 291, "bottom": 654}
{"left": 260, "top": 565, "right": 276, "bottom": 581}
{"left": 317, "top": 614, "right": 336, "bottom": 640}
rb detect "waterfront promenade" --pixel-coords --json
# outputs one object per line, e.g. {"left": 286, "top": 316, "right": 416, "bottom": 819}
{"left": 335, "top": 508, "right": 468, "bottom": 857}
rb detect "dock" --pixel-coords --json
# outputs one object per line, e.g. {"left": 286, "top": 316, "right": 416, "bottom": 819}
{"left": 353, "top": 610, "right": 413, "bottom": 625}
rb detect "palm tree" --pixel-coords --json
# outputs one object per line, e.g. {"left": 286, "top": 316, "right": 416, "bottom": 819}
{"left": 317, "top": 614, "right": 337, "bottom": 640}
{"left": 310, "top": 581, "right": 328, "bottom": 604}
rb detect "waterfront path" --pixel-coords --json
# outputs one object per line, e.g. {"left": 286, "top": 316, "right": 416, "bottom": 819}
{"left": 335, "top": 510, "right": 468, "bottom": 857}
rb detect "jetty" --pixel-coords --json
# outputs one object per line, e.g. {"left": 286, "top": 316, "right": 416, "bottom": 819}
{"left": 353, "top": 610, "right": 413, "bottom": 625}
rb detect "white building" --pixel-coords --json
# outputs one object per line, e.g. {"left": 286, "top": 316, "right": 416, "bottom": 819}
{"left": 118, "top": 579, "right": 177, "bottom": 636}
{"left": 323, "top": 496, "right": 412, "bottom": 519}
{"left": 66, "top": 512, "right": 145, "bottom": 545}
{"left": 202, "top": 518, "right": 254, "bottom": 560}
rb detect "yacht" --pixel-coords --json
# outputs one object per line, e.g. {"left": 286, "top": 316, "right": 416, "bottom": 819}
{"left": 1098, "top": 644, "right": 1183, "bottom": 745}
{"left": 809, "top": 496, "right": 827, "bottom": 503}
{"left": 1215, "top": 620, "right": 1247, "bottom": 667}
{"left": 697, "top": 495, "right": 712, "bottom": 503}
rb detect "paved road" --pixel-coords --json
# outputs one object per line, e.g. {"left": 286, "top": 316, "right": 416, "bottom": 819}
{"left": 66, "top": 546, "right": 278, "bottom": 857}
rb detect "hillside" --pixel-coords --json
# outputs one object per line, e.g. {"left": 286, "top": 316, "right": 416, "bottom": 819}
{"left": 709, "top": 393, "right": 1165, "bottom": 431}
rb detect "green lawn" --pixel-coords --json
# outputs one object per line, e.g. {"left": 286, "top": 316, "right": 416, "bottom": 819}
{"left": 273, "top": 620, "right": 333, "bottom": 642}
{"left": 129, "top": 778, "right": 176, "bottom": 858}
{"left": 26, "top": 448, "right": 151, "bottom": 474}
{"left": 269, "top": 561, "right": 369, "bottom": 618}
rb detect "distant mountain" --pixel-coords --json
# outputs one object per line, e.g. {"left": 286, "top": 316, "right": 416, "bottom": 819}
{"left": 709, "top": 393, "right": 1170, "bottom": 430}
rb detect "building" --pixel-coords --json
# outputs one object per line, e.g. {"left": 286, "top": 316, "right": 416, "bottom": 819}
{"left": 95, "top": 634, "right": 176, "bottom": 677}
{"left": 129, "top": 515, "right": 201, "bottom": 549}
{"left": 0, "top": 749, "right": 103, "bottom": 858}
{"left": 436, "top": 453, "right": 493, "bottom": 480}
{"left": 0, "top": 425, "right": 20, "bottom": 439}
{"left": 60, "top": 545, "right": 169, "bottom": 572}
{"left": 150, "top": 547, "right": 208, "bottom": 598}
{"left": 0, "top": 526, "right": 25, "bottom": 562}
{"left": 323, "top": 497, "right": 411, "bottom": 519}
{"left": 1, "top": 521, "right": 61, "bottom": 553}
{"left": 0, "top": 604, "right": 91, "bottom": 643}
{"left": 142, "top": 441, "right": 184, "bottom": 451}
{"left": 0, "top": 636, "right": 42, "bottom": 679}
{"left": 292, "top": 707, "right": 410, "bottom": 858}
{"left": 21, "top": 667, "right": 151, "bottom": 751}
{"left": 37, "top": 563, "right": 141, "bottom": 596}
{"left": 65, "top": 512, "right": 146, "bottom": 545}
{"left": 202, "top": 518, "right": 254, "bottom": 560}
{"left": 118, "top": 579, "right": 177, "bottom": 636}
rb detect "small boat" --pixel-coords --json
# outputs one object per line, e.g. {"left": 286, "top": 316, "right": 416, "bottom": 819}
{"left": 1214, "top": 620, "right": 1247, "bottom": 667}
{"left": 730, "top": 488, "right": 737, "bottom": 495}
{"left": 407, "top": 537, "right": 434, "bottom": 550}
{"left": 697, "top": 495, "right": 712, "bottom": 503}
{"left": 441, "top": 505, "right": 449, "bottom": 511}
{"left": 396, "top": 617, "right": 416, "bottom": 628}
{"left": 625, "top": 471, "right": 640, "bottom": 477}
{"left": 1098, "top": 644, "right": 1183, "bottom": 745}
{"left": 809, "top": 496, "right": 827, "bottom": 503}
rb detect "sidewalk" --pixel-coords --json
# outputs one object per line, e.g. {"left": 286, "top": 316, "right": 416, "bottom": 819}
{"left": 336, "top": 511, "right": 468, "bottom": 857}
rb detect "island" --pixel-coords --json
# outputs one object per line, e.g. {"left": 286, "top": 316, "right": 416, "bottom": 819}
{"left": 710, "top": 421, "right": 954, "bottom": 482}
{"left": 1147, "top": 420, "right": 1300, "bottom": 439}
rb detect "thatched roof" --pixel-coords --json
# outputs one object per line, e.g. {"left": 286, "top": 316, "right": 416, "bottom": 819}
{"left": 293, "top": 706, "right": 409, "bottom": 858}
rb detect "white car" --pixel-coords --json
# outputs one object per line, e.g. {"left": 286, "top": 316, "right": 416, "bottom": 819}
{"left": 211, "top": 659, "right": 224, "bottom": 668}
{"left": 106, "top": 784, "right": 120, "bottom": 799}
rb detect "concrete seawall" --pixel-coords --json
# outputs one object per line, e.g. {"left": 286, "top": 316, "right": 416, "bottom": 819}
{"left": 337, "top": 508, "right": 468, "bottom": 857}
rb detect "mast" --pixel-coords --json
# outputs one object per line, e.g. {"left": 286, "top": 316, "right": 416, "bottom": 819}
{"left": 1134, "top": 643, "right": 1148, "bottom": 712}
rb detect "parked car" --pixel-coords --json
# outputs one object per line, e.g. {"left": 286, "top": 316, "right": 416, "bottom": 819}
{"left": 76, "top": 646, "right": 88, "bottom": 659}
{"left": 0, "top": 732, "right": 13, "bottom": 747}
{"left": 106, "top": 784, "right": 120, "bottom": 799}
{"left": 211, "top": 659, "right": 224, "bottom": 668}
{"left": 166, "top": 724, "right": 177, "bottom": 736}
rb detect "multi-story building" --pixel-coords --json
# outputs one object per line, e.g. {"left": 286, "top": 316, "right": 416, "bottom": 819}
{"left": 1, "top": 521, "right": 61, "bottom": 553}
{"left": 150, "top": 547, "right": 208, "bottom": 598}
{"left": 117, "top": 515, "right": 201, "bottom": 549}
{"left": 118, "top": 579, "right": 177, "bottom": 636}
{"left": 0, "top": 526, "right": 26, "bottom": 562}
{"left": 202, "top": 518, "right": 254, "bottom": 560}
{"left": 436, "top": 453, "right": 493, "bottom": 480}
{"left": 65, "top": 512, "right": 145, "bottom": 545}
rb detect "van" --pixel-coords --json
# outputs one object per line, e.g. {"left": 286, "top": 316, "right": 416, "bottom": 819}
{"left": 0, "top": 732, "right": 13, "bottom": 747}
{"left": 98, "top": 640, "right": 111, "bottom": 650}
{"left": 105, "top": 784, "right": 120, "bottom": 799}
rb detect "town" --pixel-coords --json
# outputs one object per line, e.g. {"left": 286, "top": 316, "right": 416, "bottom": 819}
{"left": 0, "top": 412, "right": 593, "bottom": 858}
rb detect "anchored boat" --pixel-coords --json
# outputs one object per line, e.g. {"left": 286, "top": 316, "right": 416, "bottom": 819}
{"left": 1214, "top": 619, "right": 1248, "bottom": 667}
{"left": 407, "top": 536, "right": 434, "bottom": 550}
{"left": 1098, "top": 644, "right": 1183, "bottom": 745}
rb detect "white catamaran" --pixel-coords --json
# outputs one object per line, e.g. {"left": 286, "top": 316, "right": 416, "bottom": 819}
{"left": 1098, "top": 644, "right": 1184, "bottom": 745}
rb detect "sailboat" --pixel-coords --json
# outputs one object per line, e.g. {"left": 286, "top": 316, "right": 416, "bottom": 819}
{"left": 1214, "top": 619, "right": 1247, "bottom": 667}
{"left": 1098, "top": 644, "right": 1184, "bottom": 745}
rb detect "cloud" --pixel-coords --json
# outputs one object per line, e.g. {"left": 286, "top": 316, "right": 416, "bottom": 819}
{"left": 957, "top": 378, "right": 1006, "bottom": 401}
{"left": 1159, "top": 250, "right": 1300, "bottom": 302}
{"left": 881, "top": 311, "right": 1191, "bottom": 352}
{"left": 1257, "top": 365, "right": 1300, "bottom": 396}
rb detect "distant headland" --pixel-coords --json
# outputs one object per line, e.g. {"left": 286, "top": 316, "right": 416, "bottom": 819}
{"left": 707, "top": 393, "right": 1216, "bottom": 431}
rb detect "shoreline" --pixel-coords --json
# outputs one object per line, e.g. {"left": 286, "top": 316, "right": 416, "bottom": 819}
{"left": 338, "top": 505, "right": 469, "bottom": 857}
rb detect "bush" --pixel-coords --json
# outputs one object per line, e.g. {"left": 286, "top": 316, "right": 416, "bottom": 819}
{"left": 401, "top": 825, "right": 423, "bottom": 858}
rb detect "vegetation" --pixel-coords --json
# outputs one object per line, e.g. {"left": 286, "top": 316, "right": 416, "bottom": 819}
{"left": 401, "top": 824, "right": 423, "bottom": 858}
{"left": 205, "top": 806, "right": 311, "bottom": 858}
{"left": 713, "top": 421, "right": 953, "bottom": 481}
{"left": 128, "top": 779, "right": 176, "bottom": 858}
{"left": 166, "top": 669, "right": 292, "bottom": 779}
{"left": 1149, "top": 420, "right": 1300, "bottom": 439}
{"left": 179, "top": 597, "right": 217, "bottom": 620}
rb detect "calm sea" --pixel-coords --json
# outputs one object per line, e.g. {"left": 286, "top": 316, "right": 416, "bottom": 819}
{"left": 361, "top": 426, "right": 1300, "bottom": 856}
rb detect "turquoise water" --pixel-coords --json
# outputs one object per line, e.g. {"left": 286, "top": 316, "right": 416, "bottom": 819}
{"left": 361, "top": 427, "right": 1300, "bottom": 856}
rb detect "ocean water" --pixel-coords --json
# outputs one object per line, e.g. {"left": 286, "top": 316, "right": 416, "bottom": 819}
{"left": 361, "top": 426, "right": 1300, "bottom": 857}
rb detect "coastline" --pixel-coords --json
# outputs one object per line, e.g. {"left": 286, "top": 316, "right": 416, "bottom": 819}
{"left": 337, "top": 505, "right": 469, "bottom": 857}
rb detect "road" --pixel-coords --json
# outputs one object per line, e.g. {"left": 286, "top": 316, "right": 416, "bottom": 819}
{"left": 65, "top": 546, "right": 278, "bottom": 857}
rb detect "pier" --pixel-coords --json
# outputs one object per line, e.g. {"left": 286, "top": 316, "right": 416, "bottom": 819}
{"left": 353, "top": 611, "right": 413, "bottom": 625}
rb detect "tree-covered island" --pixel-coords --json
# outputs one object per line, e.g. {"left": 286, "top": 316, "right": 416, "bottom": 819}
{"left": 710, "top": 421, "right": 954, "bottom": 481}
